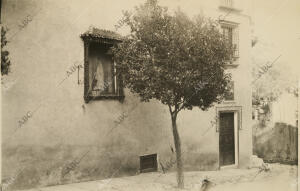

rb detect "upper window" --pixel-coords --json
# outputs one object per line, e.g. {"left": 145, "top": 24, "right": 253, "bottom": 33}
{"left": 222, "top": 0, "right": 234, "bottom": 8}
{"left": 221, "top": 24, "right": 239, "bottom": 59}
{"left": 81, "top": 27, "right": 124, "bottom": 103}
{"left": 219, "top": 0, "right": 242, "bottom": 12}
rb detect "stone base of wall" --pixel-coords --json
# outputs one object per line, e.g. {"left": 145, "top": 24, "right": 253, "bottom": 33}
{"left": 2, "top": 144, "right": 220, "bottom": 190}
{"left": 2, "top": 144, "right": 139, "bottom": 190}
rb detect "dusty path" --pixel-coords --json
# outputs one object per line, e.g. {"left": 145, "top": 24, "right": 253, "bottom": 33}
{"left": 211, "top": 165, "right": 297, "bottom": 191}
{"left": 20, "top": 164, "right": 297, "bottom": 191}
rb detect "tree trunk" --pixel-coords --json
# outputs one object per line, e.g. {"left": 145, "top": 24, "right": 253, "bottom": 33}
{"left": 171, "top": 112, "right": 184, "bottom": 189}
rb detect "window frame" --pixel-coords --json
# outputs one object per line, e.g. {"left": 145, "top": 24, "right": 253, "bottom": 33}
{"left": 220, "top": 21, "right": 239, "bottom": 61}
{"left": 219, "top": 0, "right": 242, "bottom": 12}
{"left": 81, "top": 36, "right": 124, "bottom": 103}
{"left": 222, "top": 0, "right": 234, "bottom": 8}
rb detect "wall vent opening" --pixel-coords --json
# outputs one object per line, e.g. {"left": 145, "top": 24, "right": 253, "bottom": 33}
{"left": 140, "top": 153, "right": 158, "bottom": 173}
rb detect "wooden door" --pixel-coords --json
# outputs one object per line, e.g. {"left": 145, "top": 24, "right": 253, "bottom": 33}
{"left": 219, "top": 112, "right": 235, "bottom": 166}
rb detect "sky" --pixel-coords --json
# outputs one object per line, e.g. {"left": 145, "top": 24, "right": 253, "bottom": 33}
{"left": 252, "top": 0, "right": 300, "bottom": 83}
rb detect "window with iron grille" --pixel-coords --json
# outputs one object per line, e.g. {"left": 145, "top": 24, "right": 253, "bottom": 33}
{"left": 222, "top": 0, "right": 234, "bottom": 8}
{"left": 221, "top": 24, "right": 239, "bottom": 58}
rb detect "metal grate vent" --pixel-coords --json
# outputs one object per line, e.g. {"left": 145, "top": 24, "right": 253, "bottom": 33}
{"left": 140, "top": 154, "right": 158, "bottom": 173}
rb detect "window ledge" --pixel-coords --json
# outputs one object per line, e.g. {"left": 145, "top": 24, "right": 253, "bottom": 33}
{"left": 225, "top": 57, "right": 239, "bottom": 68}
{"left": 223, "top": 100, "right": 236, "bottom": 104}
{"left": 219, "top": 5, "right": 242, "bottom": 12}
{"left": 85, "top": 94, "right": 125, "bottom": 103}
{"left": 224, "top": 63, "right": 239, "bottom": 69}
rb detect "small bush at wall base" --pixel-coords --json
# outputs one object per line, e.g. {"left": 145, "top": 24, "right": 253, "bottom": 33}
{"left": 1, "top": 27, "right": 11, "bottom": 75}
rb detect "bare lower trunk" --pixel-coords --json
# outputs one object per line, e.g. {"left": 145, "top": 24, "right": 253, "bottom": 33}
{"left": 171, "top": 113, "right": 184, "bottom": 189}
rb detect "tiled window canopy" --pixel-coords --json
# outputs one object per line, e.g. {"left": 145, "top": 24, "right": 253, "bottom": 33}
{"left": 81, "top": 27, "right": 124, "bottom": 103}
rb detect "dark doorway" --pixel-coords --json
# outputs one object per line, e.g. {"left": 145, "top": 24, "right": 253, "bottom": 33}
{"left": 219, "top": 112, "right": 235, "bottom": 166}
{"left": 140, "top": 154, "right": 158, "bottom": 173}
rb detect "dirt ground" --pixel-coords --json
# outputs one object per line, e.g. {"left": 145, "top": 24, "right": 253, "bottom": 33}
{"left": 21, "top": 163, "right": 297, "bottom": 191}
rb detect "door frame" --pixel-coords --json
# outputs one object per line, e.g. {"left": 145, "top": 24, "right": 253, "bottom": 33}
{"left": 216, "top": 106, "right": 242, "bottom": 169}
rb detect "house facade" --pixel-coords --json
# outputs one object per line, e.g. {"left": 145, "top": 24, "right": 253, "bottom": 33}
{"left": 1, "top": 0, "right": 253, "bottom": 189}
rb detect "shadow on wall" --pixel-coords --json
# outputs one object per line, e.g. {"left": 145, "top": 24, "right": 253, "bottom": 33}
{"left": 184, "top": 142, "right": 219, "bottom": 171}
{"left": 253, "top": 122, "right": 298, "bottom": 165}
{"left": 2, "top": 143, "right": 139, "bottom": 190}
{"left": 2, "top": 144, "right": 219, "bottom": 190}
{"left": 184, "top": 152, "right": 219, "bottom": 171}
{"left": 158, "top": 149, "right": 218, "bottom": 174}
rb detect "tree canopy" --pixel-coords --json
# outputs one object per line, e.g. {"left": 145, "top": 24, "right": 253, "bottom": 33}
{"left": 113, "top": 0, "right": 232, "bottom": 113}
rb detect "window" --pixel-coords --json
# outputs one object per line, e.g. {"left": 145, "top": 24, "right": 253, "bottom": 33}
{"left": 225, "top": 81, "right": 234, "bottom": 101}
{"left": 221, "top": 24, "right": 239, "bottom": 58}
{"left": 89, "top": 43, "right": 115, "bottom": 96}
{"left": 219, "top": 0, "right": 242, "bottom": 12}
{"left": 140, "top": 154, "right": 158, "bottom": 173}
{"left": 81, "top": 27, "right": 124, "bottom": 103}
{"left": 221, "top": 0, "right": 234, "bottom": 8}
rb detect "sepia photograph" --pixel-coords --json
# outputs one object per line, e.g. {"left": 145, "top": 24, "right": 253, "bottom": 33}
{"left": 0, "top": 0, "right": 299, "bottom": 190}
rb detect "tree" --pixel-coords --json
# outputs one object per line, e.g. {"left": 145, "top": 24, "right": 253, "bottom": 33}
{"left": 251, "top": 40, "right": 298, "bottom": 105}
{"left": 112, "top": 0, "right": 232, "bottom": 188}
